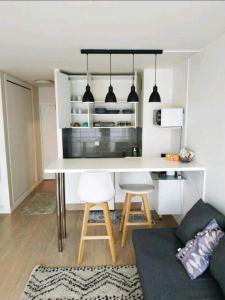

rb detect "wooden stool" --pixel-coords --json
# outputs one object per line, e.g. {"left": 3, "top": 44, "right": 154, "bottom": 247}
{"left": 77, "top": 172, "right": 116, "bottom": 264}
{"left": 119, "top": 172, "right": 154, "bottom": 247}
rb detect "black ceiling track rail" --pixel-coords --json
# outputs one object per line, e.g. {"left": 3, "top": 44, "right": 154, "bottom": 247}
{"left": 81, "top": 49, "right": 163, "bottom": 55}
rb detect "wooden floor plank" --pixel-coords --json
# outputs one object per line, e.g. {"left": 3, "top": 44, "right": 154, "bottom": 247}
{"left": 0, "top": 180, "right": 177, "bottom": 300}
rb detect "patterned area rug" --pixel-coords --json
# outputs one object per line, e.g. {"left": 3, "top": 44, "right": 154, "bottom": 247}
{"left": 21, "top": 265, "right": 143, "bottom": 300}
{"left": 89, "top": 210, "right": 156, "bottom": 225}
{"left": 21, "top": 193, "right": 56, "bottom": 215}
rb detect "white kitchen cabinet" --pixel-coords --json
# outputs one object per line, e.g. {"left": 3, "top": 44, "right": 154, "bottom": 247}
{"left": 54, "top": 69, "right": 141, "bottom": 129}
{"left": 151, "top": 173, "right": 184, "bottom": 215}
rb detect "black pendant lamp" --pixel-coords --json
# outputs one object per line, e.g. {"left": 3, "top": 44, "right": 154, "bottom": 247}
{"left": 127, "top": 54, "right": 139, "bottom": 102}
{"left": 82, "top": 54, "right": 94, "bottom": 102}
{"left": 149, "top": 54, "right": 161, "bottom": 102}
{"left": 105, "top": 54, "right": 117, "bottom": 102}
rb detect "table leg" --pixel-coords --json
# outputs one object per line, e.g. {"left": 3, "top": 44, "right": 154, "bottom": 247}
{"left": 56, "top": 173, "right": 63, "bottom": 252}
{"left": 60, "top": 173, "right": 66, "bottom": 239}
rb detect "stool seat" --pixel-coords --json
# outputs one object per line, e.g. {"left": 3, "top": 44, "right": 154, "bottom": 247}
{"left": 120, "top": 184, "right": 154, "bottom": 194}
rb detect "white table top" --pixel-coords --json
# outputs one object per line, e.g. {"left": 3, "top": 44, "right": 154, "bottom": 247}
{"left": 44, "top": 157, "right": 205, "bottom": 173}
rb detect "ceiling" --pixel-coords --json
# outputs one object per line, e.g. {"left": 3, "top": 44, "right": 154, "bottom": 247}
{"left": 0, "top": 1, "right": 225, "bottom": 84}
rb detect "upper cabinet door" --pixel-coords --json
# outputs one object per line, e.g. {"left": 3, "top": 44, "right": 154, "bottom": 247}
{"left": 54, "top": 69, "right": 70, "bottom": 128}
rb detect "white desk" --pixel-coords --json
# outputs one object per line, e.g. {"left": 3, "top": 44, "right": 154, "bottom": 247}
{"left": 45, "top": 157, "right": 206, "bottom": 252}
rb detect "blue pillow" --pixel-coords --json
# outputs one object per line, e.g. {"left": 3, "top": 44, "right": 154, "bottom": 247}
{"left": 176, "top": 219, "right": 224, "bottom": 280}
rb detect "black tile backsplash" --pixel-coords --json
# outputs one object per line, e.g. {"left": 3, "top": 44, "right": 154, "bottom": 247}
{"left": 62, "top": 128, "right": 142, "bottom": 158}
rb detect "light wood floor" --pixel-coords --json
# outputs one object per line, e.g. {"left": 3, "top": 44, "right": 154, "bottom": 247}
{"left": 0, "top": 180, "right": 177, "bottom": 300}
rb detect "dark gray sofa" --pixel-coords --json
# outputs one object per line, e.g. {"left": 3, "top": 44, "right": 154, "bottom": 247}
{"left": 132, "top": 200, "right": 225, "bottom": 300}
{"left": 133, "top": 199, "right": 225, "bottom": 300}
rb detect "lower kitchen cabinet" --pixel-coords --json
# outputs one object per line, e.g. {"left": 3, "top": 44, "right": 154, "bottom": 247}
{"left": 151, "top": 172, "right": 184, "bottom": 215}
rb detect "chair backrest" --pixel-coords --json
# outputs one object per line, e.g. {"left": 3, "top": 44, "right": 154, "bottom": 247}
{"left": 77, "top": 171, "right": 115, "bottom": 203}
{"left": 119, "top": 172, "right": 153, "bottom": 186}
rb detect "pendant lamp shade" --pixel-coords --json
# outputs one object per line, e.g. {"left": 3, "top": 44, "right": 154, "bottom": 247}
{"left": 105, "top": 54, "right": 117, "bottom": 102}
{"left": 149, "top": 54, "right": 161, "bottom": 102}
{"left": 82, "top": 54, "right": 94, "bottom": 102}
{"left": 127, "top": 54, "right": 139, "bottom": 102}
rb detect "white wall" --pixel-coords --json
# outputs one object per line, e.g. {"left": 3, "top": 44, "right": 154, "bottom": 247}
{"left": 0, "top": 73, "right": 11, "bottom": 213}
{"left": 39, "top": 86, "right": 55, "bottom": 104}
{"left": 186, "top": 32, "right": 225, "bottom": 214}
{"left": 171, "top": 60, "right": 189, "bottom": 152}
{"left": 142, "top": 69, "right": 174, "bottom": 157}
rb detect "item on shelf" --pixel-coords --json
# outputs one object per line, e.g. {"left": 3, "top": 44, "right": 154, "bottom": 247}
{"left": 122, "top": 109, "right": 134, "bottom": 114}
{"left": 106, "top": 109, "right": 120, "bottom": 114}
{"left": 180, "top": 148, "right": 195, "bottom": 163}
{"left": 78, "top": 95, "right": 82, "bottom": 101}
{"left": 71, "top": 95, "right": 78, "bottom": 102}
{"left": 71, "top": 108, "right": 76, "bottom": 114}
{"left": 165, "top": 153, "right": 180, "bottom": 161}
{"left": 93, "top": 121, "right": 115, "bottom": 127}
{"left": 117, "top": 121, "right": 132, "bottom": 127}
{"left": 82, "top": 122, "right": 89, "bottom": 127}
{"left": 95, "top": 108, "right": 107, "bottom": 114}
{"left": 78, "top": 108, "right": 83, "bottom": 114}
{"left": 71, "top": 122, "right": 80, "bottom": 127}
{"left": 132, "top": 147, "right": 141, "bottom": 157}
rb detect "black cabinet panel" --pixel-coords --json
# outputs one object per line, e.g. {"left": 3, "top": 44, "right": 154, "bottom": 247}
{"left": 62, "top": 128, "right": 142, "bottom": 158}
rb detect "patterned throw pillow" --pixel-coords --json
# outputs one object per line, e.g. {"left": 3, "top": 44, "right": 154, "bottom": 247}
{"left": 176, "top": 219, "right": 224, "bottom": 280}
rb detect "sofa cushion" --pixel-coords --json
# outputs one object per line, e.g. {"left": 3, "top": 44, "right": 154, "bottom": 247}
{"left": 176, "top": 219, "right": 224, "bottom": 280}
{"left": 210, "top": 236, "right": 225, "bottom": 296}
{"left": 133, "top": 228, "right": 224, "bottom": 300}
{"left": 175, "top": 199, "right": 225, "bottom": 244}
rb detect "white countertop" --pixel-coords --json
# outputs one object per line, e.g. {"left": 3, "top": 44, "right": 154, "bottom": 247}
{"left": 44, "top": 157, "right": 205, "bottom": 173}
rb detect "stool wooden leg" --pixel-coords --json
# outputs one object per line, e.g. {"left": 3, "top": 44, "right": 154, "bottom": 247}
{"left": 143, "top": 194, "right": 152, "bottom": 228}
{"left": 119, "top": 193, "right": 128, "bottom": 232}
{"left": 121, "top": 194, "right": 132, "bottom": 247}
{"left": 102, "top": 203, "right": 116, "bottom": 263}
{"left": 78, "top": 203, "right": 90, "bottom": 264}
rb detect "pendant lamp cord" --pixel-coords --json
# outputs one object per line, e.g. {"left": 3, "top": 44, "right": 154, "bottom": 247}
{"left": 86, "top": 54, "right": 89, "bottom": 85}
{"left": 132, "top": 54, "right": 134, "bottom": 85}
{"left": 110, "top": 54, "right": 111, "bottom": 86}
{"left": 155, "top": 54, "right": 157, "bottom": 86}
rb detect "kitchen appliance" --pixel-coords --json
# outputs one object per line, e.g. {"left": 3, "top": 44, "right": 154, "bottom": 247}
{"left": 153, "top": 108, "right": 183, "bottom": 127}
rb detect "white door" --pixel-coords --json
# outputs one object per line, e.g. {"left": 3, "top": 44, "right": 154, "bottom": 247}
{"left": 40, "top": 103, "right": 58, "bottom": 179}
{"left": 5, "top": 80, "right": 36, "bottom": 206}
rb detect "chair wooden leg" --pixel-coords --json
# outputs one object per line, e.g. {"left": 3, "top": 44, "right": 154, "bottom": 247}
{"left": 119, "top": 193, "right": 128, "bottom": 232}
{"left": 78, "top": 203, "right": 90, "bottom": 264}
{"left": 143, "top": 194, "right": 152, "bottom": 228}
{"left": 102, "top": 203, "right": 116, "bottom": 263}
{"left": 121, "top": 194, "right": 132, "bottom": 247}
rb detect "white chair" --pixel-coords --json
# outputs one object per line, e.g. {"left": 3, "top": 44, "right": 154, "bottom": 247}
{"left": 77, "top": 171, "right": 116, "bottom": 264}
{"left": 119, "top": 172, "right": 154, "bottom": 247}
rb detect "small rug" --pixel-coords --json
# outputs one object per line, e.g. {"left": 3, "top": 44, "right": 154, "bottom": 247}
{"left": 21, "top": 192, "right": 56, "bottom": 215}
{"left": 89, "top": 210, "right": 156, "bottom": 225}
{"left": 21, "top": 265, "right": 143, "bottom": 300}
